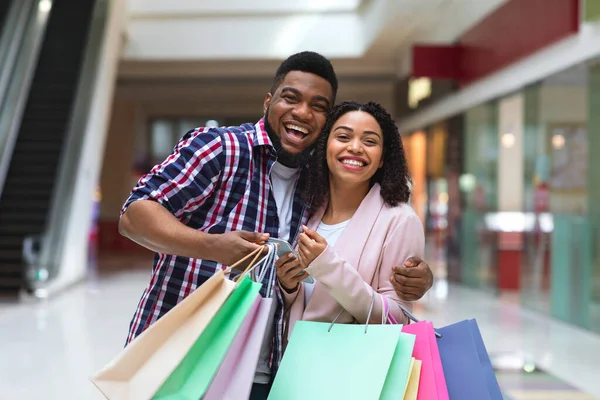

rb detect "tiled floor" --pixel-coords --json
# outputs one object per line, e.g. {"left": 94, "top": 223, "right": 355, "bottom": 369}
{"left": 0, "top": 257, "right": 598, "bottom": 399}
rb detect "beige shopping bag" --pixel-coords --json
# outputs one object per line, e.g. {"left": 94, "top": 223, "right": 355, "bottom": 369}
{"left": 403, "top": 358, "right": 422, "bottom": 400}
{"left": 91, "top": 247, "right": 266, "bottom": 400}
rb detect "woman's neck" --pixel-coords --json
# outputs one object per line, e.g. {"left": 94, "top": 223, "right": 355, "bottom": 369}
{"left": 323, "top": 178, "right": 370, "bottom": 224}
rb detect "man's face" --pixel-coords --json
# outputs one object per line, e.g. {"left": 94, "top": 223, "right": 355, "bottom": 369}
{"left": 263, "top": 71, "right": 333, "bottom": 156}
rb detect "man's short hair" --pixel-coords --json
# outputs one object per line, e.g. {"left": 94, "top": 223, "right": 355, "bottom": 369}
{"left": 271, "top": 51, "right": 338, "bottom": 101}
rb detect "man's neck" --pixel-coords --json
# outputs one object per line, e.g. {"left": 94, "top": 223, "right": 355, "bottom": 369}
{"left": 323, "top": 179, "right": 370, "bottom": 224}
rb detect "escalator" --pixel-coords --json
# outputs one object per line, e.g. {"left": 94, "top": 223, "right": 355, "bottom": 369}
{"left": 0, "top": 0, "right": 98, "bottom": 297}
{"left": 0, "top": 1, "right": 11, "bottom": 28}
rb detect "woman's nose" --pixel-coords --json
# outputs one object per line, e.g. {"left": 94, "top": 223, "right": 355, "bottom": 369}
{"left": 348, "top": 140, "right": 363, "bottom": 153}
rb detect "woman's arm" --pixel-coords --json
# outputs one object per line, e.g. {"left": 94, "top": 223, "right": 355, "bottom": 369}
{"left": 302, "top": 212, "right": 425, "bottom": 324}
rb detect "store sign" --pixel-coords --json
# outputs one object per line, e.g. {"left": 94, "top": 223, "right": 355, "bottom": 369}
{"left": 408, "top": 77, "right": 432, "bottom": 108}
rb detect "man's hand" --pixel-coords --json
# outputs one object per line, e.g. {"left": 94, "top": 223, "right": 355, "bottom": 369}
{"left": 205, "top": 231, "right": 270, "bottom": 267}
{"left": 297, "top": 225, "right": 328, "bottom": 268}
{"left": 390, "top": 257, "right": 434, "bottom": 301}
{"left": 275, "top": 253, "right": 307, "bottom": 293}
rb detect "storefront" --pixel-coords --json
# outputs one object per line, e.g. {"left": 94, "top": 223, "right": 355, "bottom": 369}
{"left": 408, "top": 59, "right": 600, "bottom": 334}
{"left": 395, "top": 77, "right": 465, "bottom": 283}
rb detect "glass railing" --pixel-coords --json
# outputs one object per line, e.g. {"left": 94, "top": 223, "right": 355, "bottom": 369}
{"left": 0, "top": 0, "right": 52, "bottom": 198}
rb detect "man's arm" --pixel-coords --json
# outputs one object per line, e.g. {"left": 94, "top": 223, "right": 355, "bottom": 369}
{"left": 119, "top": 200, "right": 267, "bottom": 264}
{"left": 118, "top": 129, "right": 268, "bottom": 265}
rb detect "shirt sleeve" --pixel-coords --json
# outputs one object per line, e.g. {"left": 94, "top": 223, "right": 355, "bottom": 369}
{"left": 120, "top": 128, "right": 224, "bottom": 220}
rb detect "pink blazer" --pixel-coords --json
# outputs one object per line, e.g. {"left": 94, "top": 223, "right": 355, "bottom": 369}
{"left": 281, "top": 183, "right": 425, "bottom": 342}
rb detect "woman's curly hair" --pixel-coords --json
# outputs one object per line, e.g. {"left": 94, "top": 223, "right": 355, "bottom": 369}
{"left": 303, "top": 101, "right": 412, "bottom": 213}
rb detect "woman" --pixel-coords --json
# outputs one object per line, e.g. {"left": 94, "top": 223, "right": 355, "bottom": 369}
{"left": 275, "top": 101, "right": 424, "bottom": 336}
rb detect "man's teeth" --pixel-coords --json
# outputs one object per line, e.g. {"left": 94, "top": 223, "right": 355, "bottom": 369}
{"left": 341, "top": 159, "right": 365, "bottom": 167}
{"left": 285, "top": 124, "right": 308, "bottom": 134}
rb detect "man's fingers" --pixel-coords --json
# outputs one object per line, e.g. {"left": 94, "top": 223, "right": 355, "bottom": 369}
{"left": 394, "top": 265, "right": 422, "bottom": 278}
{"left": 390, "top": 279, "right": 421, "bottom": 300}
{"left": 238, "top": 231, "right": 270, "bottom": 243}
{"left": 392, "top": 273, "right": 426, "bottom": 289}
{"left": 403, "top": 256, "right": 421, "bottom": 268}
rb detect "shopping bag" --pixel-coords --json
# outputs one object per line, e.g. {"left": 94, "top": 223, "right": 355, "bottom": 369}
{"left": 403, "top": 359, "right": 422, "bottom": 400}
{"left": 269, "top": 293, "right": 415, "bottom": 400}
{"left": 402, "top": 321, "right": 449, "bottom": 400}
{"left": 203, "top": 297, "right": 274, "bottom": 400}
{"left": 380, "top": 296, "right": 417, "bottom": 400}
{"left": 91, "top": 246, "right": 268, "bottom": 400}
{"left": 152, "top": 275, "right": 262, "bottom": 399}
{"left": 269, "top": 322, "right": 405, "bottom": 400}
{"left": 91, "top": 270, "right": 236, "bottom": 400}
{"left": 436, "top": 319, "right": 503, "bottom": 400}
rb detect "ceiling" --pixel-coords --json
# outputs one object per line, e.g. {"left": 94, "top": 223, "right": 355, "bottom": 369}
{"left": 119, "top": 0, "right": 509, "bottom": 80}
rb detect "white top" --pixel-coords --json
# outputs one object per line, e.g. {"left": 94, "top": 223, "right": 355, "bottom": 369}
{"left": 269, "top": 162, "right": 299, "bottom": 241}
{"left": 304, "top": 219, "right": 350, "bottom": 307}
{"left": 254, "top": 161, "right": 299, "bottom": 384}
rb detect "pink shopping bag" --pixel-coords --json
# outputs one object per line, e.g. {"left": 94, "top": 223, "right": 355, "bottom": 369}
{"left": 402, "top": 321, "right": 449, "bottom": 400}
{"left": 203, "top": 297, "right": 274, "bottom": 400}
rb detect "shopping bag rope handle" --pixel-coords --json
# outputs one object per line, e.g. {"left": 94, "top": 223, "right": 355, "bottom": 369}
{"left": 223, "top": 245, "right": 265, "bottom": 280}
{"left": 328, "top": 291, "right": 376, "bottom": 334}
{"left": 390, "top": 298, "right": 442, "bottom": 338}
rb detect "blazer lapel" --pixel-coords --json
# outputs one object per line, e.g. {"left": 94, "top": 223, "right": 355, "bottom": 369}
{"left": 303, "top": 184, "right": 385, "bottom": 315}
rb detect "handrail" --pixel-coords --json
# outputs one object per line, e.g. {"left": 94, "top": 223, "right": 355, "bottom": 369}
{"left": 32, "top": 0, "right": 109, "bottom": 286}
{"left": 0, "top": 0, "right": 52, "bottom": 200}
{"left": 0, "top": 1, "right": 29, "bottom": 102}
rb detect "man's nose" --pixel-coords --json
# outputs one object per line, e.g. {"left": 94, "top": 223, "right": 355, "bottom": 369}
{"left": 291, "top": 102, "right": 312, "bottom": 120}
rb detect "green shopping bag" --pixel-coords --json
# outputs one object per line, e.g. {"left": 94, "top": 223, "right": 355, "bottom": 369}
{"left": 269, "top": 320, "right": 415, "bottom": 400}
{"left": 153, "top": 276, "right": 261, "bottom": 399}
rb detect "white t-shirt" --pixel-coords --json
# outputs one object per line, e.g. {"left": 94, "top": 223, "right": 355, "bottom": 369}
{"left": 270, "top": 162, "right": 299, "bottom": 242}
{"left": 304, "top": 219, "right": 350, "bottom": 306}
{"left": 254, "top": 161, "right": 299, "bottom": 384}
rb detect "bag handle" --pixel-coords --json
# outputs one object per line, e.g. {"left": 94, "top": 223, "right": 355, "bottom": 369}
{"left": 328, "top": 291, "right": 376, "bottom": 334}
{"left": 223, "top": 245, "right": 265, "bottom": 281}
{"left": 387, "top": 298, "right": 442, "bottom": 338}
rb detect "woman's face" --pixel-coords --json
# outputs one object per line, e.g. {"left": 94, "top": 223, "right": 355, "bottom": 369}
{"left": 326, "top": 111, "right": 384, "bottom": 187}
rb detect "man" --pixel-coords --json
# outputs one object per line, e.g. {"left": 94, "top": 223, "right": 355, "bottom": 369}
{"left": 119, "top": 51, "right": 434, "bottom": 398}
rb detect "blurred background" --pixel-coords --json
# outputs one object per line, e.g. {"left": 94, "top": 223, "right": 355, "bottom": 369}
{"left": 0, "top": 0, "right": 599, "bottom": 398}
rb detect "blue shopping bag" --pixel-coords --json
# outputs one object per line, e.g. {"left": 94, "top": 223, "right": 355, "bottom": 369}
{"left": 436, "top": 319, "right": 503, "bottom": 400}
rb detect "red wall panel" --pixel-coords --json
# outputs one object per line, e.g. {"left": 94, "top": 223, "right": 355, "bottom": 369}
{"left": 412, "top": 45, "right": 461, "bottom": 80}
{"left": 458, "top": 0, "right": 579, "bottom": 85}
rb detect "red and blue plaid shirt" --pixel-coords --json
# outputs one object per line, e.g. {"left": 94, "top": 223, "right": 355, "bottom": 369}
{"left": 121, "top": 118, "right": 308, "bottom": 371}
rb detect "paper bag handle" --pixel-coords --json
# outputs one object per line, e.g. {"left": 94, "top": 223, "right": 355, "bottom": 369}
{"left": 223, "top": 245, "right": 265, "bottom": 280}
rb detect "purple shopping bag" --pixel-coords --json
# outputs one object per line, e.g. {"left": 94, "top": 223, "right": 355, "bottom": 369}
{"left": 204, "top": 297, "right": 274, "bottom": 400}
{"left": 436, "top": 319, "right": 503, "bottom": 400}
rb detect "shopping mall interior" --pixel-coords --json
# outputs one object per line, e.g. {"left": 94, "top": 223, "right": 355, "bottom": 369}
{"left": 1, "top": 0, "right": 600, "bottom": 399}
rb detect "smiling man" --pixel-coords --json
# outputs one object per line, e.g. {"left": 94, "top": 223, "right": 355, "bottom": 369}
{"left": 118, "top": 51, "right": 434, "bottom": 399}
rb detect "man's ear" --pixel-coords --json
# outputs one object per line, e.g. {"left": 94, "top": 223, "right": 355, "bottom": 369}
{"left": 263, "top": 93, "right": 272, "bottom": 115}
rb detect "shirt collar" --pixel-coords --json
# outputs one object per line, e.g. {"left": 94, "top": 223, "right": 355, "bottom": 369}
{"left": 253, "top": 118, "right": 274, "bottom": 149}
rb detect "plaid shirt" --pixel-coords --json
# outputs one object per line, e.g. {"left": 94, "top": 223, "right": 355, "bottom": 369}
{"left": 121, "top": 118, "right": 308, "bottom": 372}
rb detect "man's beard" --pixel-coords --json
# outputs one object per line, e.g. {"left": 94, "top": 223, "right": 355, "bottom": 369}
{"left": 264, "top": 109, "right": 313, "bottom": 168}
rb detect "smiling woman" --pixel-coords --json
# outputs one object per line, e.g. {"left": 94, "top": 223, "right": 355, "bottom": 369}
{"left": 304, "top": 100, "right": 411, "bottom": 213}
{"left": 275, "top": 100, "right": 424, "bottom": 347}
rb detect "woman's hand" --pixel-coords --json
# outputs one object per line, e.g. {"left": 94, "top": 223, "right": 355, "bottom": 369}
{"left": 297, "top": 225, "right": 328, "bottom": 268}
{"left": 275, "top": 253, "right": 308, "bottom": 293}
